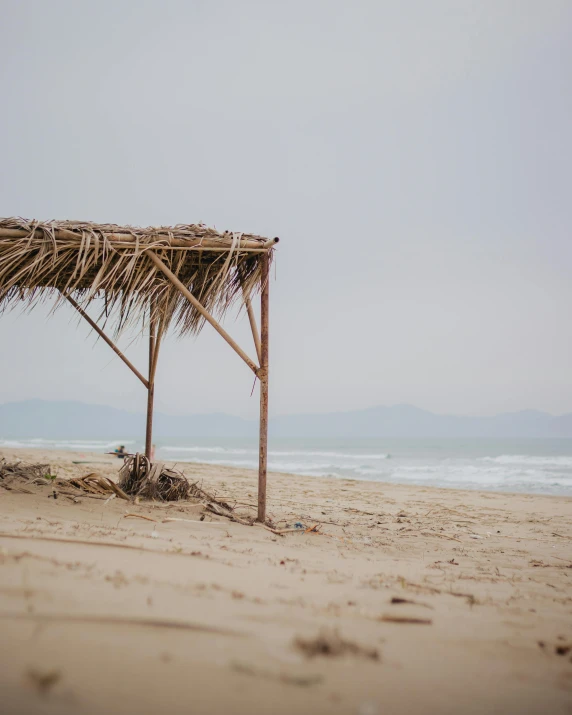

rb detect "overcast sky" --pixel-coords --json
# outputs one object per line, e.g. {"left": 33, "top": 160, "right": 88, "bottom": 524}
{"left": 1, "top": 0, "right": 571, "bottom": 419}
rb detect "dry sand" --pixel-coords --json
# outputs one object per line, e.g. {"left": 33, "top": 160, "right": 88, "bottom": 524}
{"left": 0, "top": 446, "right": 571, "bottom": 715}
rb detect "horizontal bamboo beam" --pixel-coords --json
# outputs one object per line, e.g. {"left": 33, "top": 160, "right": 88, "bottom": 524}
{"left": 65, "top": 295, "right": 149, "bottom": 389}
{"left": 146, "top": 250, "right": 260, "bottom": 376}
{"left": 0, "top": 227, "right": 279, "bottom": 252}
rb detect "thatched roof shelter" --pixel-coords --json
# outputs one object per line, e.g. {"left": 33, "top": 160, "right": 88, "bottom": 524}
{"left": 0, "top": 217, "right": 278, "bottom": 521}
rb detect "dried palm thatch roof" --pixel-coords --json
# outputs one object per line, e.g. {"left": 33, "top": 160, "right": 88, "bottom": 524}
{"left": 0, "top": 217, "right": 277, "bottom": 337}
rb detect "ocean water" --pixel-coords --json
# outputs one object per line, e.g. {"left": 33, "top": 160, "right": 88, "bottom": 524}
{"left": 2, "top": 436, "right": 572, "bottom": 496}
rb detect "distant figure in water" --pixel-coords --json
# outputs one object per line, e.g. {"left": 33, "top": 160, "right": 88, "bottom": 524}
{"left": 114, "top": 445, "right": 126, "bottom": 459}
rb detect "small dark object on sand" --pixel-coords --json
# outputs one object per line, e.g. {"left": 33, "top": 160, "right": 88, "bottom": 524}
{"left": 27, "top": 668, "right": 61, "bottom": 695}
{"left": 294, "top": 629, "right": 379, "bottom": 661}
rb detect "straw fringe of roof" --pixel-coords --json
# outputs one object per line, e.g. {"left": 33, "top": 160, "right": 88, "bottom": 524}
{"left": 0, "top": 218, "right": 274, "bottom": 338}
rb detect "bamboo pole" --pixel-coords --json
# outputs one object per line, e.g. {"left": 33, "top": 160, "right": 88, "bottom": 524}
{"left": 64, "top": 295, "right": 149, "bottom": 389}
{"left": 238, "top": 272, "right": 262, "bottom": 364}
{"left": 146, "top": 250, "right": 260, "bottom": 376}
{"left": 149, "top": 297, "right": 163, "bottom": 384}
{"left": 257, "top": 253, "right": 270, "bottom": 523}
{"left": 145, "top": 301, "right": 157, "bottom": 460}
{"left": 244, "top": 295, "right": 262, "bottom": 364}
{"left": 0, "top": 227, "right": 278, "bottom": 251}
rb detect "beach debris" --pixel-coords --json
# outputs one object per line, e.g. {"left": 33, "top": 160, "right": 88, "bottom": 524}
{"left": 118, "top": 454, "right": 190, "bottom": 501}
{"left": 259, "top": 524, "right": 309, "bottom": 536}
{"left": 304, "top": 523, "right": 321, "bottom": 534}
{"left": 69, "top": 474, "right": 129, "bottom": 500}
{"left": 538, "top": 640, "right": 572, "bottom": 658}
{"left": 294, "top": 522, "right": 304, "bottom": 529}
{"left": 27, "top": 668, "right": 61, "bottom": 695}
{"left": 231, "top": 661, "right": 323, "bottom": 687}
{"left": 0, "top": 458, "right": 52, "bottom": 492}
{"left": 124, "top": 513, "right": 159, "bottom": 523}
{"left": 205, "top": 500, "right": 254, "bottom": 525}
{"left": 421, "top": 531, "right": 462, "bottom": 543}
{"left": 119, "top": 455, "right": 255, "bottom": 525}
{"left": 162, "top": 516, "right": 209, "bottom": 525}
{"left": 379, "top": 615, "right": 432, "bottom": 625}
{"left": 294, "top": 629, "right": 379, "bottom": 661}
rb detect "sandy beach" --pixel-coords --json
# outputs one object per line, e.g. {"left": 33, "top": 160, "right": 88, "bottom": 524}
{"left": 1, "top": 446, "right": 571, "bottom": 715}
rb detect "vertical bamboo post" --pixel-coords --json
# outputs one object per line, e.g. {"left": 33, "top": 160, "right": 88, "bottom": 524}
{"left": 257, "top": 253, "right": 270, "bottom": 522}
{"left": 145, "top": 302, "right": 157, "bottom": 460}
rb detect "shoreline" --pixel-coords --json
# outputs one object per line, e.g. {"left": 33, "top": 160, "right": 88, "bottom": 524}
{"left": 1, "top": 447, "right": 572, "bottom": 714}
{"left": 1, "top": 443, "right": 572, "bottom": 498}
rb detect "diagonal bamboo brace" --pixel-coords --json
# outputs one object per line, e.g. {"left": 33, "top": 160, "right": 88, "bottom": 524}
{"left": 239, "top": 278, "right": 262, "bottom": 364}
{"left": 65, "top": 294, "right": 149, "bottom": 389}
{"left": 147, "top": 250, "right": 260, "bottom": 376}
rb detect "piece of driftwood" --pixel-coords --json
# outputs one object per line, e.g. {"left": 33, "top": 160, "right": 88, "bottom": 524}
{"left": 124, "top": 513, "right": 158, "bottom": 523}
{"left": 57, "top": 489, "right": 108, "bottom": 501}
{"left": 0, "top": 611, "right": 244, "bottom": 637}
{"left": 379, "top": 615, "right": 433, "bottom": 625}
{"left": 0, "top": 532, "right": 207, "bottom": 557}
{"left": 421, "top": 531, "right": 462, "bottom": 543}
{"left": 68, "top": 474, "right": 129, "bottom": 500}
{"left": 206, "top": 501, "right": 253, "bottom": 526}
{"left": 390, "top": 597, "right": 433, "bottom": 609}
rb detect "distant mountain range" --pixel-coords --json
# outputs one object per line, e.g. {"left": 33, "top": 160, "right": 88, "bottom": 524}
{"left": 1, "top": 400, "right": 572, "bottom": 439}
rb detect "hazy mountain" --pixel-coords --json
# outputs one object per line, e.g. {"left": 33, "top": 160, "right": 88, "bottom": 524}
{"left": 0, "top": 400, "right": 251, "bottom": 439}
{"left": 271, "top": 405, "right": 572, "bottom": 438}
{"left": 1, "top": 400, "right": 572, "bottom": 440}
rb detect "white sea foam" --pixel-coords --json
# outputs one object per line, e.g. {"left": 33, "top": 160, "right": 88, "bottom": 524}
{"left": 482, "top": 454, "right": 572, "bottom": 467}
{"left": 161, "top": 445, "right": 389, "bottom": 460}
{"left": 0, "top": 438, "right": 135, "bottom": 450}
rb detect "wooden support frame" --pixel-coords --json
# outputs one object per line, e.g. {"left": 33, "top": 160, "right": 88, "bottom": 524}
{"left": 63, "top": 246, "right": 274, "bottom": 522}
{"left": 147, "top": 248, "right": 272, "bottom": 522}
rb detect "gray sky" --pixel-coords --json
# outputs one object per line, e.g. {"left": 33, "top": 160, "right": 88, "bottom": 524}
{"left": 1, "top": 0, "right": 571, "bottom": 419}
